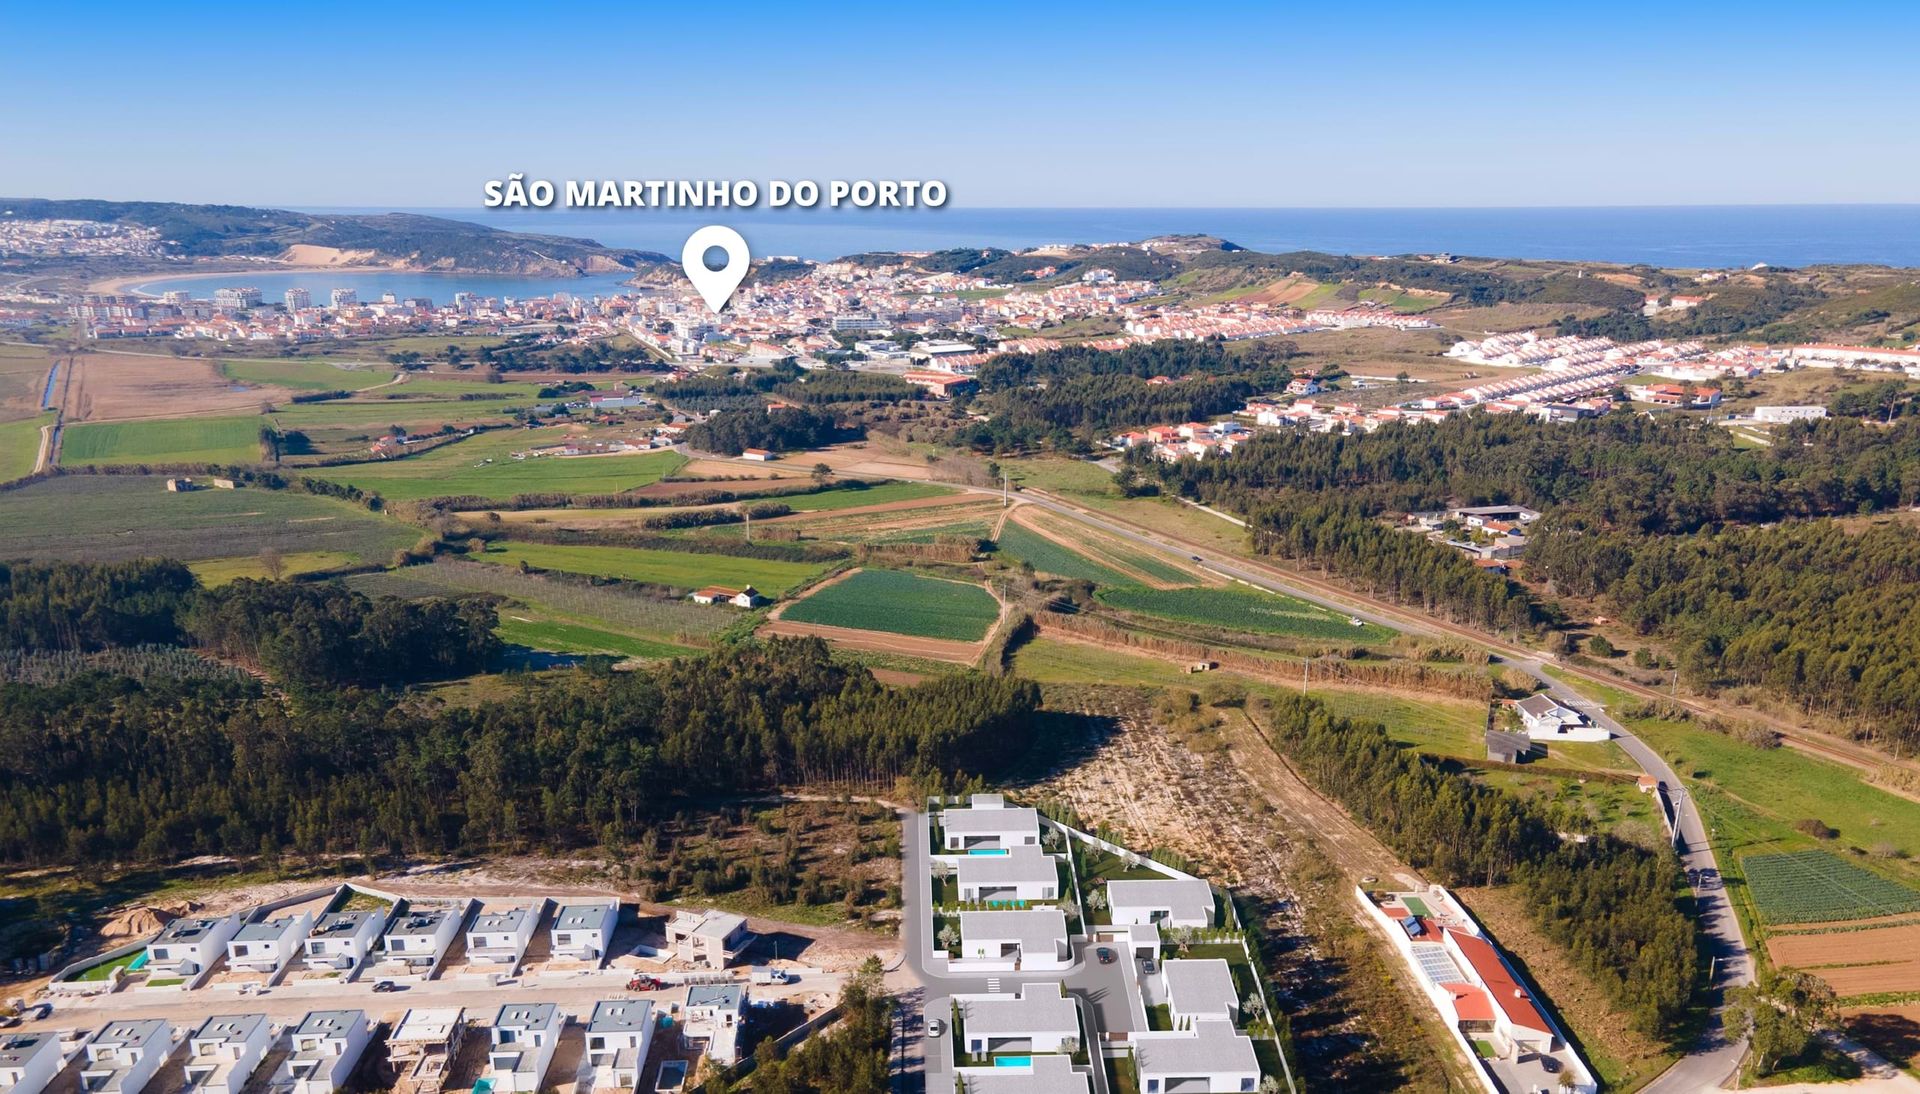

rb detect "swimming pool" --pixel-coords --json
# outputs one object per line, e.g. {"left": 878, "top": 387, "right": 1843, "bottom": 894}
{"left": 993, "top": 1056, "right": 1032, "bottom": 1068}
{"left": 473, "top": 1079, "right": 494, "bottom": 1094}
{"left": 968, "top": 848, "right": 1011, "bottom": 856}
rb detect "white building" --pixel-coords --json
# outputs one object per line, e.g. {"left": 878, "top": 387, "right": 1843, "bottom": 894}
{"left": 1132, "top": 1020, "right": 1261, "bottom": 1094}
{"left": 1513, "top": 694, "right": 1610, "bottom": 743}
{"left": 940, "top": 794, "right": 1042, "bottom": 852}
{"left": 303, "top": 909, "right": 386, "bottom": 972}
{"left": 385, "top": 1008, "right": 465, "bottom": 1094}
{"left": 277, "top": 1011, "right": 371, "bottom": 1094}
{"left": 82, "top": 1019, "right": 174, "bottom": 1094}
{"left": 681, "top": 983, "right": 746, "bottom": 1067}
{"left": 955, "top": 844, "right": 1060, "bottom": 904}
{"left": 146, "top": 913, "right": 244, "bottom": 978}
{"left": 1752, "top": 405, "right": 1827, "bottom": 423}
{"left": 464, "top": 902, "right": 544, "bottom": 968}
{"left": 549, "top": 902, "right": 621, "bottom": 964}
{"left": 485, "top": 1003, "right": 564, "bottom": 1094}
{"left": 955, "top": 983, "right": 1081, "bottom": 1057}
{"left": 1107, "top": 878, "right": 1216, "bottom": 930}
{"left": 952, "top": 1053, "right": 1091, "bottom": 1093}
{"left": 1161, "top": 959, "right": 1239, "bottom": 1030}
{"left": 382, "top": 904, "right": 466, "bottom": 973}
{"left": 955, "top": 908, "right": 1070, "bottom": 972}
{"left": 0, "top": 1033, "right": 63, "bottom": 1094}
{"left": 666, "top": 908, "right": 751, "bottom": 969}
{"left": 585, "top": 1000, "right": 657, "bottom": 1092}
{"left": 183, "top": 1014, "right": 273, "bottom": 1094}
{"left": 226, "top": 911, "right": 313, "bottom": 974}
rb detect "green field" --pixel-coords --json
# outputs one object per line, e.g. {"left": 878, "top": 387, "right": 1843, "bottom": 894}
{"left": 1742, "top": 850, "right": 1920, "bottom": 924}
{"left": 496, "top": 615, "right": 696, "bottom": 660}
{"left": 0, "top": 413, "right": 49, "bottom": 482}
{"left": 0, "top": 475, "right": 417, "bottom": 563}
{"left": 782, "top": 568, "right": 1000, "bottom": 641}
{"left": 477, "top": 541, "right": 827, "bottom": 595}
{"left": 780, "top": 481, "right": 957, "bottom": 512}
{"left": 1096, "top": 585, "right": 1396, "bottom": 643}
{"left": 61, "top": 416, "right": 264, "bottom": 466}
{"left": 220, "top": 358, "right": 396, "bottom": 391}
{"left": 995, "top": 522, "right": 1136, "bottom": 585}
{"left": 304, "top": 431, "right": 686, "bottom": 502}
{"left": 187, "top": 551, "right": 356, "bottom": 586}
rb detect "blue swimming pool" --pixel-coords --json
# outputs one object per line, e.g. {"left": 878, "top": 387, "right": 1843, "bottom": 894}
{"left": 993, "top": 1056, "right": 1032, "bottom": 1068}
{"left": 473, "top": 1079, "right": 494, "bottom": 1094}
{"left": 968, "top": 848, "right": 1010, "bottom": 856}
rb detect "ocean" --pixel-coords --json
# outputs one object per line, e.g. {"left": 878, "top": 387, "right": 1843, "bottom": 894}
{"left": 396, "top": 204, "right": 1920, "bottom": 269}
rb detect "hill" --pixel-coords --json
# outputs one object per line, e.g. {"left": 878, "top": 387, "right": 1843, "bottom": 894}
{"left": 0, "top": 198, "right": 671, "bottom": 276}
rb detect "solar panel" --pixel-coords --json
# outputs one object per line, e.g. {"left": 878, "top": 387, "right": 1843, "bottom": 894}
{"left": 1413, "top": 946, "right": 1463, "bottom": 984}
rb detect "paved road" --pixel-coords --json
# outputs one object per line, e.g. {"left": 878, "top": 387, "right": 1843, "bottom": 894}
{"left": 943, "top": 482, "right": 1754, "bottom": 1090}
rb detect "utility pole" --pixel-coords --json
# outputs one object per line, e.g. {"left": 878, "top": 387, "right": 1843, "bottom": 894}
{"left": 1001, "top": 468, "right": 1010, "bottom": 508}
{"left": 744, "top": 507, "right": 751, "bottom": 543}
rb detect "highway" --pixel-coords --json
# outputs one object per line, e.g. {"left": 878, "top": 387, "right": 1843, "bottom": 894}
{"left": 941, "top": 480, "right": 1753, "bottom": 1091}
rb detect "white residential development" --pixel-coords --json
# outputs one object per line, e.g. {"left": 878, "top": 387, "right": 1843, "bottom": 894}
{"left": 183, "top": 1014, "right": 273, "bottom": 1094}
{"left": 941, "top": 793, "right": 1042, "bottom": 851}
{"left": 465, "top": 902, "right": 545, "bottom": 969}
{"left": 549, "top": 902, "right": 621, "bottom": 964}
{"left": 955, "top": 983, "right": 1081, "bottom": 1056}
{"left": 226, "top": 911, "right": 313, "bottom": 974}
{"left": 0, "top": 1033, "right": 63, "bottom": 1094}
{"left": 303, "top": 909, "right": 386, "bottom": 972}
{"left": 585, "top": 1000, "right": 657, "bottom": 1092}
{"left": 1107, "top": 878, "right": 1216, "bottom": 929}
{"left": 1132, "top": 1020, "right": 1261, "bottom": 1094}
{"left": 382, "top": 905, "right": 466, "bottom": 973}
{"left": 666, "top": 908, "right": 751, "bottom": 969}
{"left": 81, "top": 1019, "right": 173, "bottom": 1094}
{"left": 1161, "top": 959, "right": 1239, "bottom": 1029}
{"left": 955, "top": 844, "right": 1060, "bottom": 904}
{"left": 485, "top": 1003, "right": 564, "bottom": 1094}
{"left": 146, "top": 913, "right": 243, "bottom": 979}
{"left": 681, "top": 983, "right": 747, "bottom": 1067}
{"left": 956, "top": 908, "right": 1071, "bottom": 972}
{"left": 277, "top": 1010, "right": 372, "bottom": 1094}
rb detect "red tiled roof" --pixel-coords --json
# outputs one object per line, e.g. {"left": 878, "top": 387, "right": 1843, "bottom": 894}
{"left": 1446, "top": 929, "right": 1551, "bottom": 1035}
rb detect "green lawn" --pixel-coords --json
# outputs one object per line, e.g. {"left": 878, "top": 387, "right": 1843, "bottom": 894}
{"left": 496, "top": 615, "right": 697, "bottom": 660}
{"left": 72, "top": 951, "right": 141, "bottom": 982}
{"left": 0, "top": 475, "right": 417, "bottom": 564}
{"left": 476, "top": 541, "right": 827, "bottom": 595}
{"left": 1096, "top": 585, "right": 1397, "bottom": 643}
{"left": 781, "top": 481, "right": 957, "bottom": 512}
{"left": 188, "top": 551, "right": 355, "bottom": 586}
{"left": 996, "top": 522, "right": 1136, "bottom": 586}
{"left": 62, "top": 416, "right": 264, "bottom": 466}
{"left": 220, "top": 358, "right": 396, "bottom": 391}
{"left": 304, "top": 432, "right": 686, "bottom": 502}
{"left": 782, "top": 569, "right": 1000, "bottom": 641}
{"left": 0, "top": 413, "right": 49, "bottom": 481}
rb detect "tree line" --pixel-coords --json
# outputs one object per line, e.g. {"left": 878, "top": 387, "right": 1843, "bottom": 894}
{"left": 685, "top": 406, "right": 851, "bottom": 455}
{"left": 0, "top": 637, "right": 1038, "bottom": 865}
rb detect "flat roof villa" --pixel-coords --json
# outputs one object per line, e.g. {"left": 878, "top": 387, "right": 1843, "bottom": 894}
{"left": 279, "top": 1010, "right": 372, "bottom": 1094}
{"left": 940, "top": 793, "right": 1042, "bottom": 852}
{"left": 386, "top": 1008, "right": 465, "bottom": 1094}
{"left": 956, "top": 983, "right": 1081, "bottom": 1058}
{"left": 227, "top": 911, "right": 312, "bottom": 973}
{"left": 303, "top": 909, "right": 385, "bottom": 971}
{"left": 666, "top": 908, "right": 751, "bottom": 969}
{"left": 1107, "top": 878, "right": 1215, "bottom": 929}
{"left": 956, "top": 908, "right": 1070, "bottom": 972}
{"left": 486, "top": 1003, "right": 563, "bottom": 1094}
{"left": 0, "top": 1033, "right": 63, "bottom": 1094}
{"left": 1161, "top": 958, "right": 1239, "bottom": 1030}
{"left": 1363, "top": 887, "right": 1594, "bottom": 1094}
{"left": 1131, "top": 1019, "right": 1260, "bottom": 1094}
{"left": 550, "top": 902, "right": 621, "bottom": 964}
{"left": 1512, "top": 694, "right": 1609, "bottom": 743}
{"left": 681, "top": 983, "right": 746, "bottom": 1067}
{"left": 955, "top": 844, "right": 1060, "bottom": 904}
{"left": 953, "top": 1052, "right": 1090, "bottom": 1094}
{"left": 465, "top": 903, "right": 541, "bottom": 966}
{"left": 586, "top": 999, "right": 656, "bottom": 1091}
{"left": 382, "top": 905, "right": 465, "bottom": 971}
{"left": 81, "top": 1018, "right": 172, "bottom": 1094}
{"left": 184, "top": 1014, "right": 272, "bottom": 1094}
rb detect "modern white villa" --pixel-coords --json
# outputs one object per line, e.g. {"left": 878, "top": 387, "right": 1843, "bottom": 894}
{"left": 277, "top": 1010, "right": 372, "bottom": 1094}
{"left": 681, "top": 983, "right": 747, "bottom": 1067}
{"left": 302, "top": 909, "right": 386, "bottom": 972}
{"left": 955, "top": 844, "right": 1060, "bottom": 904}
{"left": 585, "top": 999, "right": 657, "bottom": 1092}
{"left": 1161, "top": 959, "right": 1240, "bottom": 1030}
{"left": 1107, "top": 878, "right": 1216, "bottom": 929}
{"left": 145, "top": 913, "right": 243, "bottom": 979}
{"left": 464, "top": 902, "right": 545, "bottom": 969}
{"left": 953, "top": 1053, "right": 1090, "bottom": 1093}
{"left": 381, "top": 905, "right": 466, "bottom": 974}
{"left": 485, "top": 1003, "right": 564, "bottom": 1094}
{"left": 549, "top": 901, "right": 621, "bottom": 964}
{"left": 940, "top": 793, "right": 1042, "bottom": 852}
{"left": 1513, "top": 694, "right": 1609, "bottom": 743}
{"left": 0, "top": 1032, "right": 63, "bottom": 1094}
{"left": 955, "top": 908, "right": 1071, "bottom": 972}
{"left": 81, "top": 1019, "right": 174, "bottom": 1094}
{"left": 954, "top": 983, "right": 1081, "bottom": 1057}
{"left": 226, "top": 911, "right": 313, "bottom": 975}
{"left": 183, "top": 1014, "right": 273, "bottom": 1094}
{"left": 1132, "top": 1020, "right": 1261, "bottom": 1094}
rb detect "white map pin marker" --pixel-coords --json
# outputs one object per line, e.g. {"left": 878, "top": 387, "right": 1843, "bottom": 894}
{"left": 681, "top": 225, "right": 750, "bottom": 313}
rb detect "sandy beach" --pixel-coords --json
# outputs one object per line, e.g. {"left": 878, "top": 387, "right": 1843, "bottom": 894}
{"left": 87, "top": 263, "right": 407, "bottom": 296}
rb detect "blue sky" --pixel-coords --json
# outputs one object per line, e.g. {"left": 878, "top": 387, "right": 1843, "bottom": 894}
{"left": 2, "top": 1, "right": 1915, "bottom": 208}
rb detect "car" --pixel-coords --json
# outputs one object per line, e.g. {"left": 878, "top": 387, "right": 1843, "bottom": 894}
{"left": 925, "top": 1017, "right": 945, "bottom": 1038}
{"left": 1538, "top": 1056, "right": 1561, "bottom": 1074}
{"left": 1096, "top": 947, "right": 1116, "bottom": 965}
{"left": 1141, "top": 958, "right": 1156, "bottom": 975}
{"left": 1190, "top": 555, "right": 1203, "bottom": 562}
{"left": 371, "top": 980, "right": 398, "bottom": 993}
